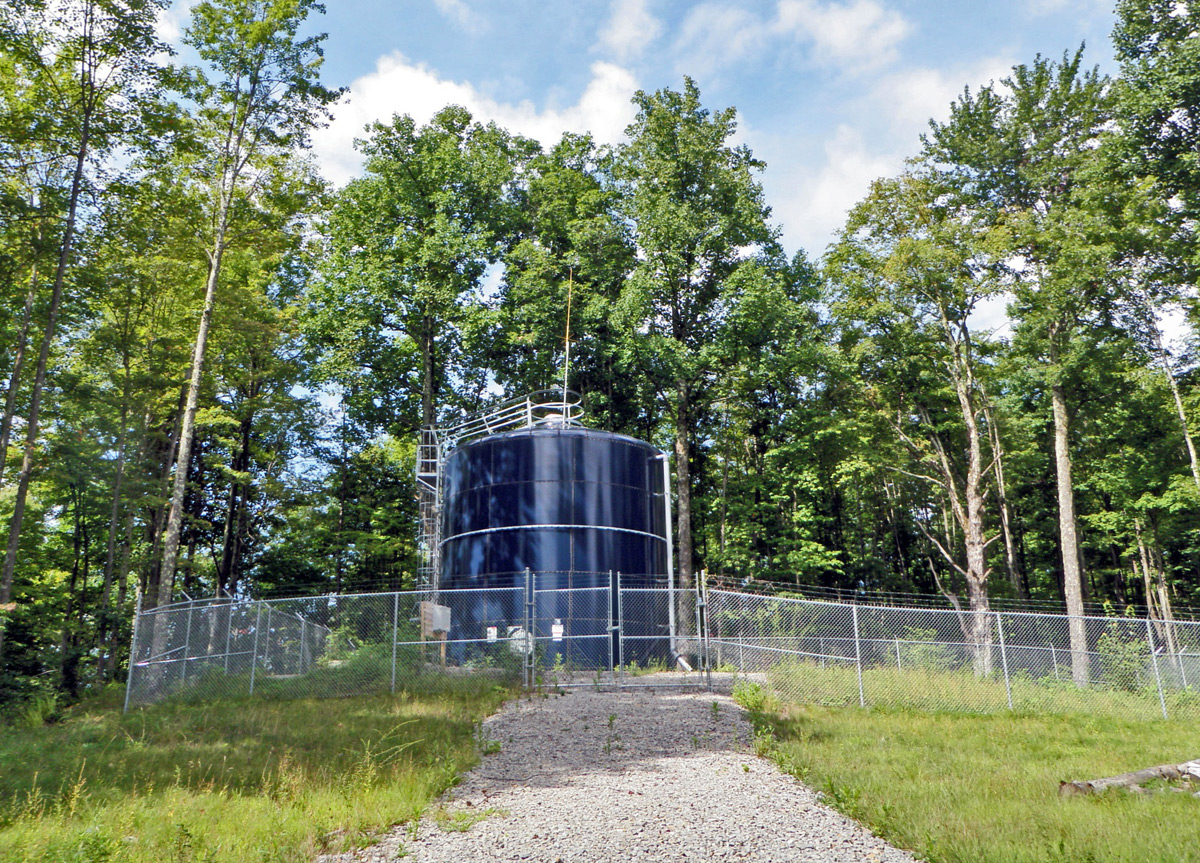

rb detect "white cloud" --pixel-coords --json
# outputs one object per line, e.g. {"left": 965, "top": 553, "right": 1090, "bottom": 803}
{"left": 672, "top": 0, "right": 911, "bottom": 78}
{"left": 311, "top": 54, "right": 639, "bottom": 187}
{"left": 1022, "top": 0, "right": 1111, "bottom": 16}
{"left": 154, "top": 0, "right": 193, "bottom": 43}
{"left": 433, "top": 0, "right": 483, "bottom": 33}
{"left": 598, "top": 0, "right": 663, "bottom": 63}
{"left": 776, "top": 0, "right": 911, "bottom": 69}
{"left": 968, "top": 291, "right": 1014, "bottom": 338}
{"left": 870, "top": 56, "right": 1013, "bottom": 139}
{"left": 765, "top": 125, "right": 897, "bottom": 255}
{"left": 673, "top": 4, "right": 767, "bottom": 77}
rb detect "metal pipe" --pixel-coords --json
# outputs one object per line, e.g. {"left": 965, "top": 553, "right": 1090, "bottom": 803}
{"left": 617, "top": 571, "right": 625, "bottom": 688}
{"left": 852, "top": 604, "right": 864, "bottom": 708}
{"left": 997, "top": 611, "right": 1012, "bottom": 710}
{"left": 249, "top": 604, "right": 263, "bottom": 696}
{"left": 122, "top": 585, "right": 144, "bottom": 714}
{"left": 223, "top": 598, "right": 234, "bottom": 673}
{"left": 659, "top": 453, "right": 676, "bottom": 657}
{"left": 1147, "top": 619, "right": 1168, "bottom": 720}
{"left": 391, "top": 591, "right": 399, "bottom": 693}
{"left": 181, "top": 600, "right": 195, "bottom": 685}
{"left": 608, "top": 570, "right": 615, "bottom": 674}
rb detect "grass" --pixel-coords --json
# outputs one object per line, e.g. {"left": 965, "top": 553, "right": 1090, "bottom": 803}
{"left": 764, "top": 659, "right": 1200, "bottom": 721}
{"left": 432, "top": 805, "right": 506, "bottom": 832}
{"left": 0, "top": 677, "right": 513, "bottom": 863}
{"left": 733, "top": 680, "right": 1200, "bottom": 863}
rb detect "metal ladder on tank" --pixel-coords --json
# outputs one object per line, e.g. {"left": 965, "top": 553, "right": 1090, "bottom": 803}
{"left": 414, "top": 391, "right": 586, "bottom": 591}
{"left": 415, "top": 427, "right": 441, "bottom": 590}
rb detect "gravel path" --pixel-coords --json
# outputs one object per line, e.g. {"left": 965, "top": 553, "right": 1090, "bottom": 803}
{"left": 321, "top": 687, "right": 919, "bottom": 862}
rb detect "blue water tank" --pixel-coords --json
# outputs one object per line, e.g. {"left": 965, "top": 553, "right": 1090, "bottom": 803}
{"left": 438, "top": 426, "right": 670, "bottom": 666}
{"left": 440, "top": 426, "right": 668, "bottom": 588}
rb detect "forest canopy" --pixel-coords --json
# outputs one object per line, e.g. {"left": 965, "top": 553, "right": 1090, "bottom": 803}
{"left": 2, "top": 0, "right": 1200, "bottom": 704}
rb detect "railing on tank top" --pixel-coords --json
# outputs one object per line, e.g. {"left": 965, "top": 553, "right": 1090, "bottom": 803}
{"left": 415, "top": 391, "right": 586, "bottom": 589}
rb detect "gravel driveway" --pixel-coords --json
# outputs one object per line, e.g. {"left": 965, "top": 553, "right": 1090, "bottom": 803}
{"left": 320, "top": 686, "right": 919, "bottom": 862}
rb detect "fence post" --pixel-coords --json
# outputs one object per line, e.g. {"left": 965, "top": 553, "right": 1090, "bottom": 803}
{"left": 391, "top": 591, "right": 399, "bottom": 693}
{"left": 224, "top": 599, "right": 234, "bottom": 673}
{"left": 524, "top": 568, "right": 534, "bottom": 690}
{"left": 661, "top": 453, "right": 676, "bottom": 657}
{"left": 1146, "top": 619, "right": 1169, "bottom": 720}
{"left": 123, "top": 585, "right": 144, "bottom": 714}
{"left": 852, "top": 604, "right": 865, "bottom": 708}
{"left": 895, "top": 637, "right": 902, "bottom": 671}
{"left": 617, "top": 571, "right": 625, "bottom": 688}
{"left": 997, "top": 612, "right": 1012, "bottom": 710}
{"left": 607, "top": 570, "right": 615, "bottom": 675}
{"left": 263, "top": 605, "right": 272, "bottom": 677}
{"left": 699, "top": 570, "right": 711, "bottom": 690}
{"left": 181, "top": 600, "right": 195, "bottom": 685}
{"left": 249, "top": 603, "right": 263, "bottom": 696}
{"left": 1050, "top": 643, "right": 1059, "bottom": 682}
{"left": 700, "top": 573, "right": 705, "bottom": 686}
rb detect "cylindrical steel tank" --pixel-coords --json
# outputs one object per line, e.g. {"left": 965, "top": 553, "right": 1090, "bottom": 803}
{"left": 439, "top": 425, "right": 669, "bottom": 665}
{"left": 440, "top": 426, "right": 667, "bottom": 586}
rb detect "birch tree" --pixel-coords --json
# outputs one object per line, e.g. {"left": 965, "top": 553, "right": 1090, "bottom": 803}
{"left": 923, "top": 51, "right": 1114, "bottom": 684}
{"left": 830, "top": 169, "right": 1007, "bottom": 674}
{"left": 0, "top": 0, "right": 167, "bottom": 658}
{"left": 155, "top": 0, "right": 339, "bottom": 610}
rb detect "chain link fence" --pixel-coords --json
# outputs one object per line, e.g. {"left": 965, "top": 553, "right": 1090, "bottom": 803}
{"left": 126, "top": 583, "right": 1199, "bottom": 721}
{"left": 124, "top": 575, "right": 709, "bottom": 709}
{"left": 707, "top": 590, "right": 1200, "bottom": 720}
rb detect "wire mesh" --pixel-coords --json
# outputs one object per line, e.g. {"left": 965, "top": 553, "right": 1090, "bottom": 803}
{"left": 707, "top": 590, "right": 1200, "bottom": 720}
{"left": 125, "top": 581, "right": 708, "bottom": 708}
{"left": 126, "top": 585, "right": 1199, "bottom": 720}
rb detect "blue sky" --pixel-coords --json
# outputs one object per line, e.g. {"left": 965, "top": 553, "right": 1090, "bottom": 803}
{"left": 161, "top": 0, "right": 1121, "bottom": 259}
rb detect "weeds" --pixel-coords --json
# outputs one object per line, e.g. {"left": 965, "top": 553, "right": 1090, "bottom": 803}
{"left": 738, "top": 686, "right": 1200, "bottom": 863}
{"left": 0, "top": 678, "right": 513, "bottom": 862}
{"left": 17, "top": 692, "right": 60, "bottom": 729}
{"left": 433, "top": 805, "right": 506, "bottom": 832}
{"left": 474, "top": 721, "right": 501, "bottom": 756}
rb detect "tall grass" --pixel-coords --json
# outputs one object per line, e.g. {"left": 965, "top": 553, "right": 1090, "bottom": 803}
{"left": 0, "top": 677, "right": 511, "bottom": 863}
{"left": 764, "top": 659, "right": 1200, "bottom": 721}
{"left": 734, "top": 681, "right": 1200, "bottom": 863}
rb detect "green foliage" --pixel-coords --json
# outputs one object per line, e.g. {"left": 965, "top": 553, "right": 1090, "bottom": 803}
{"left": 751, "top": 699, "right": 1200, "bottom": 863}
{"left": 1096, "top": 622, "right": 1150, "bottom": 693}
{"left": 0, "top": 682, "right": 511, "bottom": 862}
{"left": 10, "top": 1, "right": 1200, "bottom": 735}
{"left": 731, "top": 679, "right": 777, "bottom": 715}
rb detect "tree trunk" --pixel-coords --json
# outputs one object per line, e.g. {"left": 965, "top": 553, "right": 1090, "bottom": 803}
{"left": 102, "top": 509, "right": 135, "bottom": 682}
{"left": 958, "top": 376, "right": 992, "bottom": 675}
{"left": 0, "top": 273, "right": 36, "bottom": 484}
{"left": 96, "top": 390, "right": 130, "bottom": 681}
{"left": 673, "top": 379, "right": 695, "bottom": 634}
{"left": 1145, "top": 298, "right": 1200, "bottom": 495}
{"left": 1049, "top": 334, "right": 1088, "bottom": 684}
{"left": 145, "top": 388, "right": 187, "bottom": 610}
{"left": 421, "top": 312, "right": 436, "bottom": 429}
{"left": 1150, "top": 528, "right": 1179, "bottom": 657}
{"left": 218, "top": 411, "right": 253, "bottom": 596}
{"left": 158, "top": 234, "right": 227, "bottom": 607}
{"left": 151, "top": 227, "right": 228, "bottom": 679}
{"left": 984, "top": 398, "right": 1025, "bottom": 599}
{"left": 1060, "top": 760, "right": 1200, "bottom": 796}
{"left": 0, "top": 94, "right": 92, "bottom": 659}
